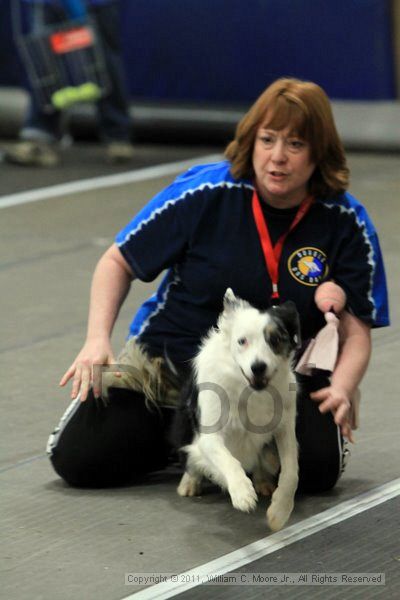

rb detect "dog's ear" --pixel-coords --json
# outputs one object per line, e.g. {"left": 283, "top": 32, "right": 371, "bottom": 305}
{"left": 223, "top": 288, "right": 251, "bottom": 313}
{"left": 223, "top": 288, "right": 240, "bottom": 312}
{"left": 273, "top": 301, "right": 301, "bottom": 349}
{"left": 222, "top": 288, "right": 250, "bottom": 317}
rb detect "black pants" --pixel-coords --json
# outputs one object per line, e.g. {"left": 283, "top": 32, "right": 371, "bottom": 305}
{"left": 48, "top": 376, "right": 344, "bottom": 493}
{"left": 295, "top": 374, "right": 344, "bottom": 494}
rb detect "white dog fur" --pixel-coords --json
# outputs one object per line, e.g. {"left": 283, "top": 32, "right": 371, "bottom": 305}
{"left": 177, "top": 288, "right": 300, "bottom": 531}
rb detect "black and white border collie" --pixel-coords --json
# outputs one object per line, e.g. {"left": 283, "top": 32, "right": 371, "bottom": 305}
{"left": 174, "top": 288, "right": 300, "bottom": 531}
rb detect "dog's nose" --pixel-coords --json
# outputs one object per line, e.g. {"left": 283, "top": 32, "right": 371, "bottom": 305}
{"left": 251, "top": 361, "right": 267, "bottom": 376}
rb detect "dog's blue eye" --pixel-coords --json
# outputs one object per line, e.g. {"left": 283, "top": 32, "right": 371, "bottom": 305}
{"left": 238, "top": 337, "right": 247, "bottom": 346}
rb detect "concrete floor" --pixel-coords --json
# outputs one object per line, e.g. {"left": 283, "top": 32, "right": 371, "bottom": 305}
{"left": 0, "top": 145, "right": 399, "bottom": 600}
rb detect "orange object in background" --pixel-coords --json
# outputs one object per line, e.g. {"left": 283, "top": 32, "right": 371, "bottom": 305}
{"left": 50, "top": 26, "right": 93, "bottom": 54}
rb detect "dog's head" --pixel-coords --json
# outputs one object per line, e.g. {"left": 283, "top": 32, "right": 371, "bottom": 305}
{"left": 220, "top": 289, "right": 301, "bottom": 391}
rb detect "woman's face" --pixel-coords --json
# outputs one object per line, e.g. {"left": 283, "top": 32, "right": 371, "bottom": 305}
{"left": 252, "top": 124, "right": 316, "bottom": 208}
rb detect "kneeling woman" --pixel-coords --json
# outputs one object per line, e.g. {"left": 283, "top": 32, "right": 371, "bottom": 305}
{"left": 48, "top": 78, "right": 389, "bottom": 491}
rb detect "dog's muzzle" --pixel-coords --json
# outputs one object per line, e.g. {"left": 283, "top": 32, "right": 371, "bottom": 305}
{"left": 243, "top": 361, "right": 270, "bottom": 391}
{"left": 250, "top": 378, "right": 269, "bottom": 391}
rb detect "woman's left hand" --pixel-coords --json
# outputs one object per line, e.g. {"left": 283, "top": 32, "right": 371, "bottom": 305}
{"left": 310, "top": 385, "right": 354, "bottom": 442}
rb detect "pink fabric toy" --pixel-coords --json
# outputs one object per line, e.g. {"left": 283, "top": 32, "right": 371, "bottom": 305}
{"left": 295, "top": 281, "right": 346, "bottom": 376}
{"left": 295, "top": 310, "right": 341, "bottom": 375}
{"left": 295, "top": 281, "right": 359, "bottom": 430}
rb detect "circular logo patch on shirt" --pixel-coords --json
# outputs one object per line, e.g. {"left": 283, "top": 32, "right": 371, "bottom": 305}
{"left": 288, "top": 247, "right": 329, "bottom": 286}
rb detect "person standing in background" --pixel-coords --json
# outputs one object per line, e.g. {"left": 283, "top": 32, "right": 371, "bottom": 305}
{"left": 5, "top": 0, "right": 134, "bottom": 167}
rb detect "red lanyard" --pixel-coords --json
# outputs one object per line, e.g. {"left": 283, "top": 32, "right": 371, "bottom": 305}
{"left": 252, "top": 189, "right": 314, "bottom": 303}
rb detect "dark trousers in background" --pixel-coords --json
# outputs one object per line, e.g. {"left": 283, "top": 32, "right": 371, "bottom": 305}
{"left": 21, "top": 1, "right": 131, "bottom": 143}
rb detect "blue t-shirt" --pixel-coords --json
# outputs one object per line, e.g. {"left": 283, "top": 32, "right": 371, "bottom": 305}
{"left": 116, "top": 161, "right": 389, "bottom": 365}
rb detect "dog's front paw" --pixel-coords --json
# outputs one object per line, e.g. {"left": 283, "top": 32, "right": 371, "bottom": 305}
{"left": 229, "top": 477, "right": 258, "bottom": 512}
{"left": 177, "top": 472, "right": 202, "bottom": 497}
{"left": 266, "top": 498, "right": 294, "bottom": 531}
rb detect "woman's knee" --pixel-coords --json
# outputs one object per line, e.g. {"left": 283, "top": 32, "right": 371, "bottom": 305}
{"left": 49, "top": 442, "right": 166, "bottom": 488}
{"left": 47, "top": 387, "right": 172, "bottom": 488}
{"left": 297, "top": 443, "right": 343, "bottom": 494}
{"left": 295, "top": 380, "right": 345, "bottom": 493}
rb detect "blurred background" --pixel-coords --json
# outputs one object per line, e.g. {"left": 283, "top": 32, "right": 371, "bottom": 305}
{"left": 1, "top": 0, "right": 400, "bottom": 149}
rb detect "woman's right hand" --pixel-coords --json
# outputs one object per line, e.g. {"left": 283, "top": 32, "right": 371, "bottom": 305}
{"left": 59, "top": 337, "right": 120, "bottom": 402}
{"left": 59, "top": 243, "right": 133, "bottom": 402}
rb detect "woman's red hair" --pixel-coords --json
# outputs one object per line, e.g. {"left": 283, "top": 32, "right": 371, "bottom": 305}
{"left": 225, "top": 78, "right": 349, "bottom": 198}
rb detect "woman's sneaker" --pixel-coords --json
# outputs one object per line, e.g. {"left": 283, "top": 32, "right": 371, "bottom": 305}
{"left": 340, "top": 438, "right": 351, "bottom": 476}
{"left": 4, "top": 141, "right": 60, "bottom": 167}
